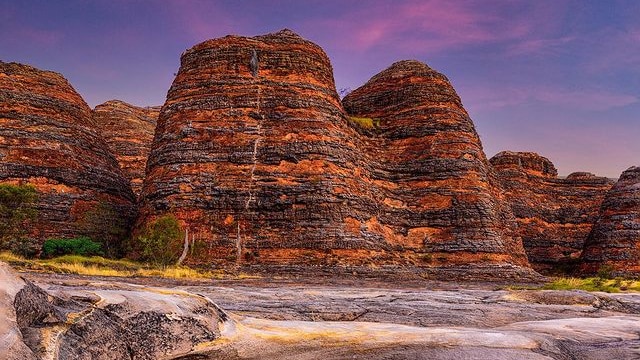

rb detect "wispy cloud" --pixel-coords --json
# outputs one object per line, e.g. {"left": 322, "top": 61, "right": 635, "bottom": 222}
{"left": 536, "top": 88, "right": 637, "bottom": 111}
{"left": 0, "top": 3, "right": 63, "bottom": 48}
{"left": 464, "top": 85, "right": 638, "bottom": 112}
{"left": 506, "top": 36, "right": 575, "bottom": 56}
{"left": 582, "top": 27, "right": 640, "bottom": 72}
{"left": 159, "top": 0, "right": 246, "bottom": 44}
{"left": 303, "top": 0, "right": 568, "bottom": 54}
{"left": 0, "top": 21, "right": 63, "bottom": 48}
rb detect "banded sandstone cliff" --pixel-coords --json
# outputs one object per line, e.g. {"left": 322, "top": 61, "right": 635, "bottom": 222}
{"left": 92, "top": 100, "right": 159, "bottom": 197}
{"left": 581, "top": 166, "right": 640, "bottom": 276}
{"left": 490, "top": 151, "right": 614, "bottom": 273}
{"left": 139, "top": 30, "right": 531, "bottom": 277}
{"left": 0, "top": 62, "right": 135, "bottom": 243}
{"left": 3, "top": 30, "right": 631, "bottom": 279}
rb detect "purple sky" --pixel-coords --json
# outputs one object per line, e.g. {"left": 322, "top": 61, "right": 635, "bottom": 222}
{"left": 1, "top": 0, "right": 638, "bottom": 177}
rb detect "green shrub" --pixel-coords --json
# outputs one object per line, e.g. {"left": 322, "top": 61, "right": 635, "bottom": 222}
{"left": 137, "top": 215, "right": 184, "bottom": 268}
{"left": 42, "top": 237, "right": 103, "bottom": 258}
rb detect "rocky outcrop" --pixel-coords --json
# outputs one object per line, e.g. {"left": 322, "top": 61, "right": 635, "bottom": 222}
{"left": 0, "top": 262, "right": 36, "bottom": 360}
{"left": 580, "top": 166, "right": 640, "bottom": 276}
{"left": 343, "top": 60, "right": 528, "bottom": 268}
{"left": 490, "top": 151, "right": 614, "bottom": 273}
{"left": 5, "top": 268, "right": 640, "bottom": 360}
{"left": 141, "top": 29, "right": 368, "bottom": 266}
{"left": 140, "top": 30, "right": 530, "bottom": 276}
{"left": 0, "top": 262, "right": 226, "bottom": 360}
{"left": 92, "top": 100, "right": 159, "bottom": 197}
{"left": 0, "top": 62, "right": 135, "bottom": 242}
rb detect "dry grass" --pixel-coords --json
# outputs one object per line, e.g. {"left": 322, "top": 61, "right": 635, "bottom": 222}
{"left": 348, "top": 116, "right": 380, "bottom": 129}
{"left": 543, "top": 277, "right": 640, "bottom": 293}
{"left": 0, "top": 251, "right": 256, "bottom": 280}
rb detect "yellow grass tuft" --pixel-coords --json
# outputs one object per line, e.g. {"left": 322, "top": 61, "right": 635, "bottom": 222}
{"left": 348, "top": 116, "right": 380, "bottom": 129}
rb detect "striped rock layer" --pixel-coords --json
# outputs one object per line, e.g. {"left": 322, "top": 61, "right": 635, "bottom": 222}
{"left": 92, "top": 100, "right": 159, "bottom": 197}
{"left": 140, "top": 30, "right": 530, "bottom": 274}
{"left": 581, "top": 166, "right": 640, "bottom": 275}
{"left": 490, "top": 151, "right": 614, "bottom": 273}
{"left": 0, "top": 62, "right": 135, "bottom": 241}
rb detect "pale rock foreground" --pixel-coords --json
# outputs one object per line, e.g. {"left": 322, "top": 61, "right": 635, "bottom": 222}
{"left": 2, "top": 263, "right": 640, "bottom": 359}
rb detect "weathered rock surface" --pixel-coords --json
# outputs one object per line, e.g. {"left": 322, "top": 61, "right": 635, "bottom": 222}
{"left": 1, "top": 263, "right": 226, "bottom": 360}
{"left": 490, "top": 151, "right": 614, "bottom": 273}
{"left": 92, "top": 100, "right": 159, "bottom": 197}
{"left": 343, "top": 60, "right": 528, "bottom": 268}
{"left": 8, "top": 270, "right": 640, "bottom": 360}
{"left": 141, "top": 29, "right": 370, "bottom": 266}
{"left": 0, "top": 62, "right": 135, "bottom": 241}
{"left": 140, "top": 30, "right": 530, "bottom": 276}
{"left": 0, "top": 262, "right": 36, "bottom": 360}
{"left": 581, "top": 166, "right": 640, "bottom": 275}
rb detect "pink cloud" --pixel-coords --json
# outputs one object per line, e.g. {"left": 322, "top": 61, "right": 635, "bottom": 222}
{"left": 2, "top": 25, "right": 62, "bottom": 47}
{"left": 16, "top": 28, "right": 62, "bottom": 46}
{"left": 304, "top": 0, "right": 567, "bottom": 53}
{"left": 0, "top": 4, "right": 62, "bottom": 48}
{"left": 160, "top": 0, "right": 247, "bottom": 43}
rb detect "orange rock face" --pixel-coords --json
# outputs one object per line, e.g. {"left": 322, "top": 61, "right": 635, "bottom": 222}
{"left": 490, "top": 151, "right": 614, "bottom": 273}
{"left": 0, "top": 62, "right": 135, "bottom": 241}
{"left": 343, "top": 60, "right": 529, "bottom": 268}
{"left": 580, "top": 166, "right": 640, "bottom": 275}
{"left": 92, "top": 100, "right": 159, "bottom": 197}
{"left": 140, "top": 30, "right": 531, "bottom": 276}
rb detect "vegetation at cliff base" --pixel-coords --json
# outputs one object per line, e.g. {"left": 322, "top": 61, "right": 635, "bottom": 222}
{"left": 0, "top": 184, "right": 38, "bottom": 257}
{"left": 0, "top": 251, "right": 259, "bottom": 280}
{"left": 78, "top": 201, "right": 130, "bottom": 258}
{"left": 543, "top": 277, "right": 640, "bottom": 293}
{"left": 136, "top": 214, "right": 184, "bottom": 268}
{"left": 42, "top": 237, "right": 103, "bottom": 257}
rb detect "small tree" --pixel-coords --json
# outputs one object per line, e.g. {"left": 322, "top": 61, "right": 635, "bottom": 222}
{"left": 78, "top": 201, "right": 129, "bottom": 258}
{"left": 137, "top": 215, "right": 183, "bottom": 268}
{"left": 0, "top": 184, "right": 38, "bottom": 257}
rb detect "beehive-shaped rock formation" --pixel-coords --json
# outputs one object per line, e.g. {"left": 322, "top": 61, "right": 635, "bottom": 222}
{"left": 92, "top": 100, "right": 159, "bottom": 197}
{"left": 140, "top": 30, "right": 531, "bottom": 275}
{"left": 490, "top": 151, "right": 614, "bottom": 273}
{"left": 580, "top": 166, "right": 640, "bottom": 275}
{"left": 343, "top": 60, "right": 528, "bottom": 267}
{"left": 0, "top": 62, "right": 135, "bottom": 241}
{"left": 141, "top": 29, "right": 369, "bottom": 265}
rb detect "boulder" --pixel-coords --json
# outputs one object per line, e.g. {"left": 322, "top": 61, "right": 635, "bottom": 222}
{"left": 0, "top": 262, "right": 36, "bottom": 360}
{"left": 1, "top": 264, "right": 226, "bottom": 360}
